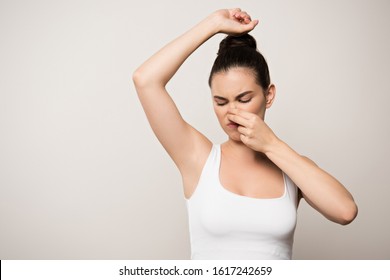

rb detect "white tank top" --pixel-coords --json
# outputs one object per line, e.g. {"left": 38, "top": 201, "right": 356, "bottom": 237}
{"left": 186, "top": 144, "right": 298, "bottom": 260}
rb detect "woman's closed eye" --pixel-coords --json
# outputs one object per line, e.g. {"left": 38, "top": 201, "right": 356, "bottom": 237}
{"left": 215, "top": 100, "right": 228, "bottom": 106}
{"left": 238, "top": 98, "right": 251, "bottom": 103}
{"left": 215, "top": 99, "right": 251, "bottom": 106}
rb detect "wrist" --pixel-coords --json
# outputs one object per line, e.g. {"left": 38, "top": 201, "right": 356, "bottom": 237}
{"left": 264, "top": 136, "right": 284, "bottom": 157}
{"left": 203, "top": 12, "right": 224, "bottom": 35}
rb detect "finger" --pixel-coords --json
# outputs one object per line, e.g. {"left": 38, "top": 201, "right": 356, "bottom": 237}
{"left": 230, "top": 8, "right": 258, "bottom": 24}
{"left": 240, "top": 11, "right": 252, "bottom": 23}
{"left": 235, "top": 11, "right": 248, "bottom": 18}
{"left": 228, "top": 108, "right": 256, "bottom": 120}
{"left": 248, "top": 19, "right": 259, "bottom": 27}
{"left": 234, "top": 11, "right": 251, "bottom": 23}
{"left": 227, "top": 113, "right": 251, "bottom": 127}
{"left": 237, "top": 125, "right": 249, "bottom": 136}
{"left": 239, "top": 126, "right": 256, "bottom": 140}
{"left": 236, "top": 11, "right": 249, "bottom": 18}
{"left": 240, "top": 133, "right": 250, "bottom": 145}
{"left": 231, "top": 8, "right": 241, "bottom": 17}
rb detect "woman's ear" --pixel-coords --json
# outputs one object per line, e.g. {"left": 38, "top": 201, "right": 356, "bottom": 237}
{"left": 265, "top": 84, "right": 276, "bottom": 109}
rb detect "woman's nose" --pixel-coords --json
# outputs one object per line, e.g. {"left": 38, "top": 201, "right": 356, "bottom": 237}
{"left": 229, "top": 102, "right": 237, "bottom": 110}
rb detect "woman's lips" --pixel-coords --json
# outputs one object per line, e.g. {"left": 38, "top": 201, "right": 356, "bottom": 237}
{"left": 227, "top": 121, "right": 239, "bottom": 128}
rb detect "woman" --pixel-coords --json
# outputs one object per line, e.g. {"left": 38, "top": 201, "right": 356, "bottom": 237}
{"left": 133, "top": 8, "right": 358, "bottom": 260}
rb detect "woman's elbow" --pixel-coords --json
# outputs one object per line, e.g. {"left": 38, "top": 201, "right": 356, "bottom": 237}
{"left": 337, "top": 202, "right": 358, "bottom": 225}
{"left": 132, "top": 68, "right": 163, "bottom": 90}
{"left": 132, "top": 68, "right": 146, "bottom": 89}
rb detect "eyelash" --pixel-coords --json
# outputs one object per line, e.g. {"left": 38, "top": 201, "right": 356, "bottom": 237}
{"left": 216, "top": 99, "right": 251, "bottom": 106}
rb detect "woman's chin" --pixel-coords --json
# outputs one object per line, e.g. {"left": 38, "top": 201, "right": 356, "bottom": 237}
{"left": 227, "top": 132, "right": 242, "bottom": 142}
{"left": 222, "top": 127, "right": 242, "bottom": 142}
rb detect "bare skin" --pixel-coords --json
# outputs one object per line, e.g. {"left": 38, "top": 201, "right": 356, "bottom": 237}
{"left": 212, "top": 67, "right": 284, "bottom": 199}
{"left": 133, "top": 8, "right": 358, "bottom": 225}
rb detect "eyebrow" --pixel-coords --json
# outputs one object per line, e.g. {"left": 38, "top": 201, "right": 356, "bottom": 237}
{"left": 213, "top": 91, "right": 253, "bottom": 101}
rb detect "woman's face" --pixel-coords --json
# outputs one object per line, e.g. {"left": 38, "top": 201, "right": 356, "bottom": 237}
{"left": 210, "top": 67, "right": 274, "bottom": 142}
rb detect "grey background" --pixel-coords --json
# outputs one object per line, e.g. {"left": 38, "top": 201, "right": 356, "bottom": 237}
{"left": 1, "top": 0, "right": 389, "bottom": 259}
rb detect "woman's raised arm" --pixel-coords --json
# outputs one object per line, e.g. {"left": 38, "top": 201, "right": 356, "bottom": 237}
{"left": 132, "top": 9, "right": 258, "bottom": 175}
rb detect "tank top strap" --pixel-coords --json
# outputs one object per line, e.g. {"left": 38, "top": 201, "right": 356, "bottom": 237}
{"left": 188, "top": 144, "right": 220, "bottom": 200}
{"left": 204, "top": 144, "right": 220, "bottom": 178}
{"left": 283, "top": 173, "right": 299, "bottom": 207}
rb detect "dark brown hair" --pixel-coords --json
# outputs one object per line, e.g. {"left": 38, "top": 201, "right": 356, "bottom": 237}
{"left": 208, "top": 34, "right": 270, "bottom": 91}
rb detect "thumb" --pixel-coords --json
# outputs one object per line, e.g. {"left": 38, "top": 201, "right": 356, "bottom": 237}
{"left": 244, "top": 19, "right": 259, "bottom": 31}
{"left": 234, "top": 19, "right": 259, "bottom": 34}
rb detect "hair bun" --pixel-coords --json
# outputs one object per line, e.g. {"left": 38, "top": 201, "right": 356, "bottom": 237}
{"left": 217, "top": 34, "right": 257, "bottom": 55}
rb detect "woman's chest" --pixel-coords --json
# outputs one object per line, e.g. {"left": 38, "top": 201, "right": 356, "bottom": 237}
{"left": 220, "top": 158, "right": 285, "bottom": 199}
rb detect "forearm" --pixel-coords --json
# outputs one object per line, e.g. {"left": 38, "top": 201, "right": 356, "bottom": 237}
{"left": 266, "top": 139, "right": 357, "bottom": 225}
{"left": 133, "top": 15, "right": 219, "bottom": 88}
